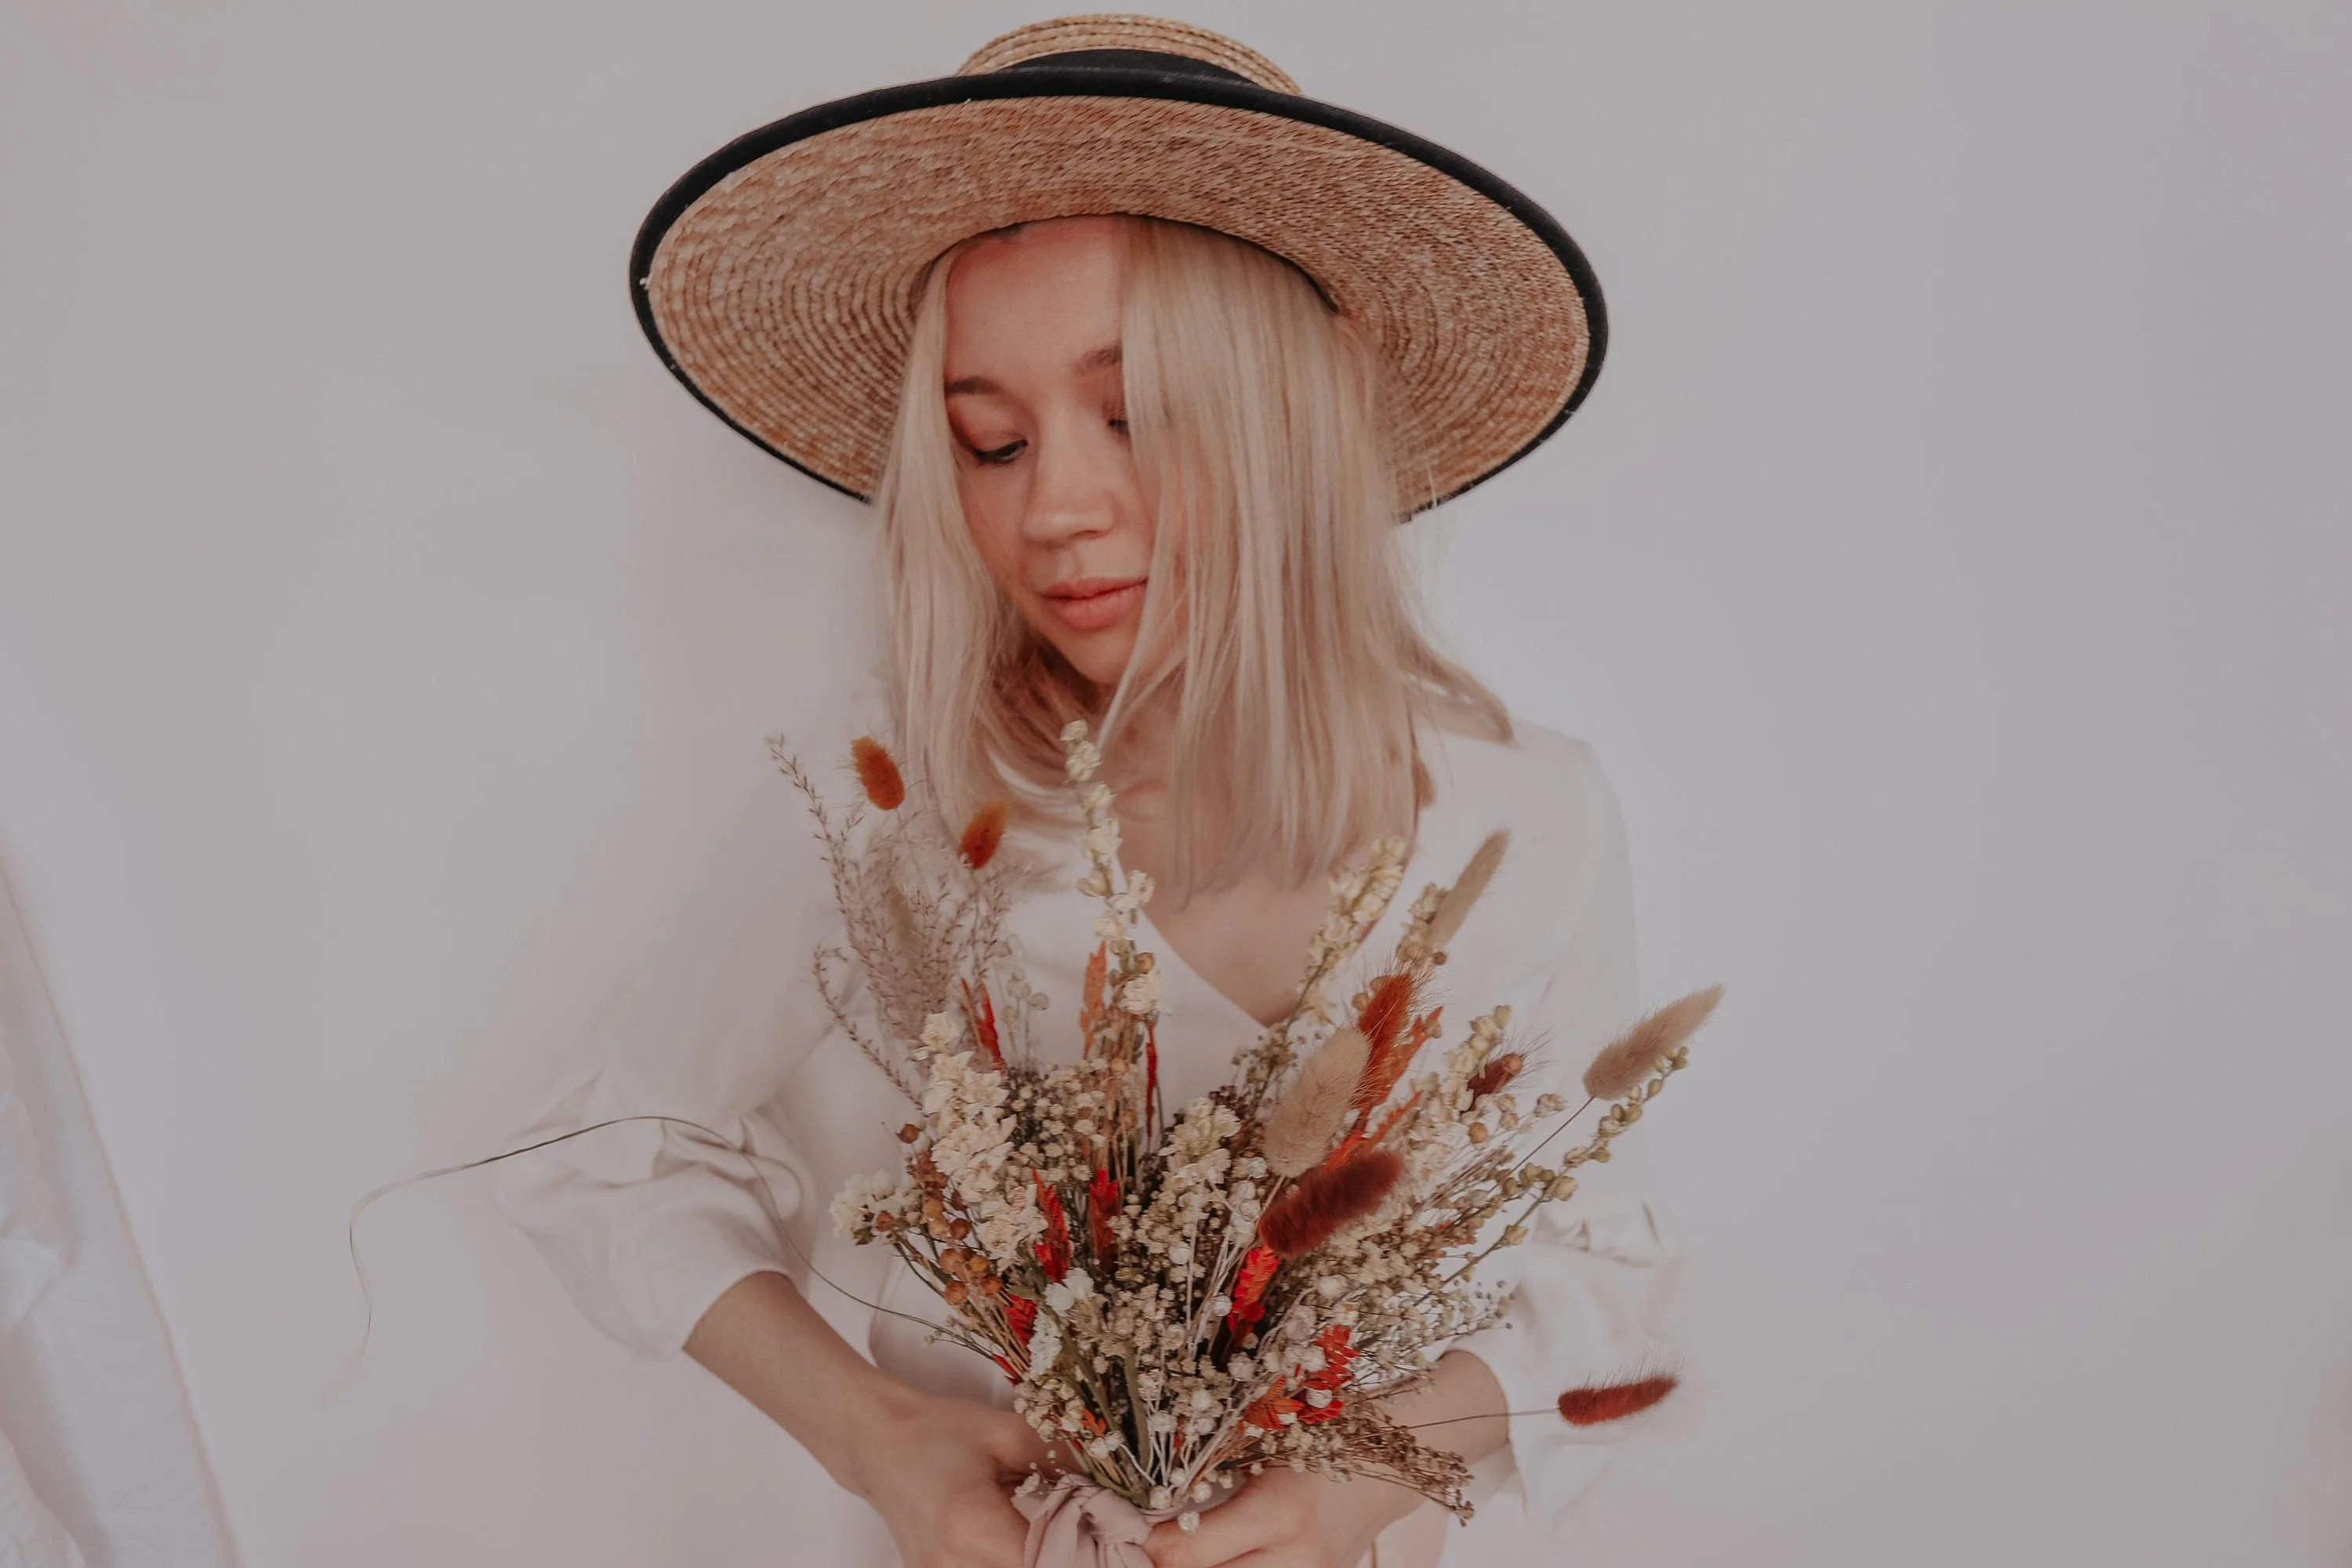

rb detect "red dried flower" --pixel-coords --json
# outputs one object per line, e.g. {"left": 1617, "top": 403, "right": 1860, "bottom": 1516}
{"left": 960, "top": 978, "right": 1002, "bottom": 1069}
{"left": 850, "top": 735, "right": 905, "bottom": 811}
{"left": 1087, "top": 1168, "right": 1120, "bottom": 1263}
{"left": 1467, "top": 1051, "right": 1523, "bottom": 1100}
{"left": 1032, "top": 1171, "right": 1071, "bottom": 1282}
{"left": 1004, "top": 1294, "right": 1036, "bottom": 1347}
{"left": 1302, "top": 1324, "right": 1356, "bottom": 1391}
{"left": 1225, "top": 1245, "right": 1280, "bottom": 1332}
{"left": 1077, "top": 942, "right": 1108, "bottom": 1052}
{"left": 1242, "top": 1394, "right": 1304, "bottom": 1432}
{"left": 1144, "top": 1022, "right": 1159, "bottom": 1126}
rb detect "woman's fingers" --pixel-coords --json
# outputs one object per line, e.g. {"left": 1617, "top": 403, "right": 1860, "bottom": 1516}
{"left": 982, "top": 1411, "right": 1053, "bottom": 1472}
{"left": 1145, "top": 1481, "right": 1293, "bottom": 1568}
{"left": 935, "top": 1482, "right": 1033, "bottom": 1568}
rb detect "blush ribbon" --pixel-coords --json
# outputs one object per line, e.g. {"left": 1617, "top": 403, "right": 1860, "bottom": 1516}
{"left": 1012, "top": 1474, "right": 1177, "bottom": 1568}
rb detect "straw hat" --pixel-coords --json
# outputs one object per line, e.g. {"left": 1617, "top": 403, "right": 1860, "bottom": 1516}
{"left": 632, "top": 14, "right": 1606, "bottom": 510}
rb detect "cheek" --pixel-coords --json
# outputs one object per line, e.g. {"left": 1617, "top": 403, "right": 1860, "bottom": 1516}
{"left": 956, "top": 476, "right": 1023, "bottom": 586}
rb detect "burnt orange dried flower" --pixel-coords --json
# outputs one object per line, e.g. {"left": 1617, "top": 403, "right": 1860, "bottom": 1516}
{"left": 1467, "top": 1052, "right": 1523, "bottom": 1099}
{"left": 1356, "top": 973, "right": 1416, "bottom": 1062}
{"left": 1088, "top": 1167, "right": 1120, "bottom": 1263}
{"left": 1259, "top": 1146, "right": 1403, "bottom": 1259}
{"left": 850, "top": 735, "right": 905, "bottom": 811}
{"left": 960, "top": 797, "right": 1011, "bottom": 869}
{"left": 1558, "top": 1374, "right": 1679, "bottom": 1426}
{"left": 961, "top": 978, "right": 1003, "bottom": 1068}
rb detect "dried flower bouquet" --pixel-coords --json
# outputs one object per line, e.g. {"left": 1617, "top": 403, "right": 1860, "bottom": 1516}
{"left": 786, "top": 721, "right": 1718, "bottom": 1531}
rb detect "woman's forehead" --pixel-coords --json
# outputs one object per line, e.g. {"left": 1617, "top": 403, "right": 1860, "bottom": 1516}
{"left": 942, "top": 220, "right": 1125, "bottom": 376}
{"left": 948, "top": 216, "right": 1123, "bottom": 295}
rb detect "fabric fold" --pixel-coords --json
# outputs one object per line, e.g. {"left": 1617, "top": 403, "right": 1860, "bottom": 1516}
{"left": 0, "top": 867, "right": 236, "bottom": 1568}
{"left": 0, "top": 1033, "right": 64, "bottom": 1339}
{"left": 1011, "top": 1475, "right": 1167, "bottom": 1568}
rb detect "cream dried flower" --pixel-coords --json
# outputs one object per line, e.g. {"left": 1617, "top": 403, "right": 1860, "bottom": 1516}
{"left": 1119, "top": 969, "right": 1165, "bottom": 1015}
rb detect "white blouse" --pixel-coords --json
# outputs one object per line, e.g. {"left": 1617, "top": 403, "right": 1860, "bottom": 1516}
{"left": 492, "top": 709, "right": 1683, "bottom": 1552}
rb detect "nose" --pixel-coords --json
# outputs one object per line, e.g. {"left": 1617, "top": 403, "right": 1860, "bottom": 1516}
{"left": 1021, "top": 419, "right": 1121, "bottom": 549}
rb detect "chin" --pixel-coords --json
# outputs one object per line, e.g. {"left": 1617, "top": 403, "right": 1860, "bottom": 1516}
{"left": 1052, "top": 631, "right": 1138, "bottom": 689}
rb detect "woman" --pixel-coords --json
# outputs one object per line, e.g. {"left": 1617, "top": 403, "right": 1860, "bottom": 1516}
{"left": 497, "top": 18, "right": 1681, "bottom": 1568}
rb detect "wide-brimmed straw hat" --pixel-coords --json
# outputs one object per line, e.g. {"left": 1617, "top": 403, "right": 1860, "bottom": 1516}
{"left": 631, "top": 14, "right": 1606, "bottom": 511}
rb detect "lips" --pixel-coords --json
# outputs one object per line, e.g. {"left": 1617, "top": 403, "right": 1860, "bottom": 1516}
{"left": 1040, "top": 576, "right": 1146, "bottom": 633}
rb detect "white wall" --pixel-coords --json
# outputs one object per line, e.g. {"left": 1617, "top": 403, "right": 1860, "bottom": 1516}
{"left": 3, "top": 2, "right": 2347, "bottom": 1564}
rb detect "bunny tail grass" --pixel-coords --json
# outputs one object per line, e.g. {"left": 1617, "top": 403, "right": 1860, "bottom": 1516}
{"left": 1425, "top": 829, "right": 1508, "bottom": 951}
{"left": 1582, "top": 985, "right": 1724, "bottom": 1102}
{"left": 1261, "top": 1027, "right": 1370, "bottom": 1178}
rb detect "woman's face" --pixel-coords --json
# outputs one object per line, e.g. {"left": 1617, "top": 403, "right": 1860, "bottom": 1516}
{"left": 943, "top": 216, "right": 1155, "bottom": 688}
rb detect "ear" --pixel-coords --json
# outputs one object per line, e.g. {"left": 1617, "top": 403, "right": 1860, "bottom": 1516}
{"left": 1556, "top": 1374, "right": 1679, "bottom": 1426}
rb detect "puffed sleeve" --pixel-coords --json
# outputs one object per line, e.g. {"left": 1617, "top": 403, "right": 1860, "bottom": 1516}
{"left": 487, "top": 757, "right": 844, "bottom": 1359}
{"left": 1446, "top": 735, "right": 1686, "bottom": 1537}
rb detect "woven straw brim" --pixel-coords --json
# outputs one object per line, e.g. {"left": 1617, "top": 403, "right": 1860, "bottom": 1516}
{"left": 635, "top": 71, "right": 1602, "bottom": 509}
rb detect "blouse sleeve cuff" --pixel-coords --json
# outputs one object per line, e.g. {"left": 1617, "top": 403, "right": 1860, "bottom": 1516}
{"left": 1445, "top": 1192, "right": 1684, "bottom": 1537}
{"left": 627, "top": 1195, "right": 800, "bottom": 1357}
{"left": 491, "top": 1115, "right": 808, "bottom": 1360}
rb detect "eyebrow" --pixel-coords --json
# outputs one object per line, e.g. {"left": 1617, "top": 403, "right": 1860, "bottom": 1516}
{"left": 945, "top": 343, "right": 1123, "bottom": 397}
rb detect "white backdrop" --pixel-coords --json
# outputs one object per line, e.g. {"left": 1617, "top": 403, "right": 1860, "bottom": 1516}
{"left": 3, "top": 2, "right": 2348, "bottom": 1565}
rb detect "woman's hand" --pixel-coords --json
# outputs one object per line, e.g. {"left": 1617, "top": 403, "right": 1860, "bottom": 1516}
{"left": 1140, "top": 1348, "right": 1508, "bottom": 1568}
{"left": 684, "top": 1273, "right": 1061, "bottom": 1568}
{"left": 847, "top": 1389, "right": 1061, "bottom": 1568}
{"left": 1142, "top": 1465, "right": 1423, "bottom": 1568}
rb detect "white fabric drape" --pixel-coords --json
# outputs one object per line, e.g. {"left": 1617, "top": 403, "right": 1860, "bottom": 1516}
{"left": 0, "top": 870, "right": 237, "bottom": 1568}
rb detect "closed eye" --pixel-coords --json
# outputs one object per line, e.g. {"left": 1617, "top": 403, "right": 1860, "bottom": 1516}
{"left": 972, "top": 439, "right": 1027, "bottom": 466}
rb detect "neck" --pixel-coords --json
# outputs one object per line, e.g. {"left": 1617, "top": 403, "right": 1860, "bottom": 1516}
{"left": 1101, "top": 695, "right": 1180, "bottom": 815}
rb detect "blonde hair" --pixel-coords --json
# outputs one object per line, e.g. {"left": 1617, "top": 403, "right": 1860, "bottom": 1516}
{"left": 873, "top": 216, "right": 1509, "bottom": 898}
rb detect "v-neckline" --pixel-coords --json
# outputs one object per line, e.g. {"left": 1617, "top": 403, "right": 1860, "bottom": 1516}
{"left": 1106, "top": 716, "right": 1445, "bottom": 1036}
